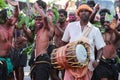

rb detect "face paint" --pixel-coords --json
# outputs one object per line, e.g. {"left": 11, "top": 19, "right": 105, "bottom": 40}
{"left": 69, "top": 15, "right": 76, "bottom": 22}
{"left": 39, "top": 22, "right": 44, "bottom": 29}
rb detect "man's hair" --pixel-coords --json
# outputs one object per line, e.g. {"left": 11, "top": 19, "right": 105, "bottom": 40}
{"left": 0, "top": 9, "right": 7, "bottom": 24}
{"left": 69, "top": 12, "right": 75, "bottom": 16}
{"left": 99, "top": 8, "right": 111, "bottom": 16}
{"left": 58, "top": 9, "right": 67, "bottom": 18}
{"left": 87, "top": 1, "right": 95, "bottom": 8}
{"left": 36, "top": 0, "right": 47, "bottom": 10}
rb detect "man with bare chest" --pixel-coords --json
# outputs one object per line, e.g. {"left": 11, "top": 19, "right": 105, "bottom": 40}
{"left": 92, "top": 19, "right": 120, "bottom": 80}
{"left": 52, "top": 9, "right": 68, "bottom": 80}
{"left": 0, "top": 25, "right": 13, "bottom": 57}
{"left": 54, "top": 9, "right": 68, "bottom": 48}
{"left": 30, "top": 1, "right": 54, "bottom": 80}
{"left": 0, "top": 0, "right": 19, "bottom": 80}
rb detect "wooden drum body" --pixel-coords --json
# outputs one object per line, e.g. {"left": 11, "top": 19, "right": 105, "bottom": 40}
{"left": 51, "top": 40, "right": 91, "bottom": 70}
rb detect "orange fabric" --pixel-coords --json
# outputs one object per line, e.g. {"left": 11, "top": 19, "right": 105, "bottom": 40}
{"left": 77, "top": 4, "right": 93, "bottom": 16}
{"left": 68, "top": 66, "right": 88, "bottom": 79}
{"left": 64, "top": 69, "right": 92, "bottom": 80}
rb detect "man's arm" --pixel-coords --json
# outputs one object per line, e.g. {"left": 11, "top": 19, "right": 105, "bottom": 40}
{"left": 34, "top": 2, "right": 46, "bottom": 18}
{"left": 114, "top": 22, "right": 120, "bottom": 38}
{"left": 93, "top": 27, "right": 106, "bottom": 68}
{"left": 34, "top": 2, "right": 52, "bottom": 31}
{"left": 113, "top": 30, "right": 120, "bottom": 44}
{"left": 62, "top": 41, "right": 68, "bottom": 46}
{"left": 92, "top": 47, "right": 104, "bottom": 68}
{"left": 61, "top": 24, "right": 70, "bottom": 46}
{"left": 48, "top": 17, "right": 55, "bottom": 39}
{"left": 16, "top": 24, "right": 33, "bottom": 43}
{"left": 22, "top": 25, "right": 33, "bottom": 42}
{"left": 64, "top": 1, "right": 69, "bottom": 11}
{"left": 108, "top": 20, "right": 120, "bottom": 43}
{"left": 89, "top": 4, "right": 99, "bottom": 23}
{"left": 7, "top": 0, "right": 20, "bottom": 25}
{"left": 96, "top": 48, "right": 104, "bottom": 61}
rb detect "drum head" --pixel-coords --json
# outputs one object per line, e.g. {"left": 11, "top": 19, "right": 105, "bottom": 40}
{"left": 76, "top": 44, "right": 87, "bottom": 63}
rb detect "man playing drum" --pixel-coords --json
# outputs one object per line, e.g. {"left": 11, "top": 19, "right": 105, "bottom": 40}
{"left": 92, "top": 11, "right": 120, "bottom": 80}
{"left": 62, "top": 4, "right": 106, "bottom": 80}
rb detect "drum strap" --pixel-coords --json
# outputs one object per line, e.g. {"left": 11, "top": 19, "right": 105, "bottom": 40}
{"left": 82, "top": 26, "right": 92, "bottom": 38}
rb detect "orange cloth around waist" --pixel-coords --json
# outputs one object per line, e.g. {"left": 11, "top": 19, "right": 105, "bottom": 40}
{"left": 64, "top": 68, "right": 92, "bottom": 80}
{"left": 68, "top": 66, "right": 88, "bottom": 80}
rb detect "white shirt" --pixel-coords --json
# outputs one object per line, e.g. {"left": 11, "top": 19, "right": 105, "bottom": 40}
{"left": 62, "top": 21, "right": 106, "bottom": 61}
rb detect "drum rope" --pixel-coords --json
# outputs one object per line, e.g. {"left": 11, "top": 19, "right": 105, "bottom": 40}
{"left": 82, "top": 26, "right": 91, "bottom": 37}
{"left": 56, "top": 45, "right": 71, "bottom": 69}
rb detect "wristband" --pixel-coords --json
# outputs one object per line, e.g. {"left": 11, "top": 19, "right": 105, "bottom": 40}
{"left": 96, "top": 59, "right": 100, "bottom": 62}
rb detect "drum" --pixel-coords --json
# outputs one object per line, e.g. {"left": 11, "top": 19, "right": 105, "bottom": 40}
{"left": 51, "top": 40, "right": 91, "bottom": 70}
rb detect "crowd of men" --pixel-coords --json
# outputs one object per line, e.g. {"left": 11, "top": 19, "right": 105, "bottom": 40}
{"left": 0, "top": 0, "right": 120, "bottom": 80}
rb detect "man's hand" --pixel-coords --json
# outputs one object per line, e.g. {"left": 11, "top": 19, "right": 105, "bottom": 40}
{"left": 116, "top": 21, "right": 120, "bottom": 30}
{"left": 15, "top": 36, "right": 27, "bottom": 48}
{"left": 65, "top": 1, "right": 69, "bottom": 8}
{"left": 110, "top": 19, "right": 117, "bottom": 30}
{"left": 92, "top": 60, "right": 99, "bottom": 68}
{"left": 94, "top": 4, "right": 100, "bottom": 12}
{"left": 34, "top": 2, "right": 39, "bottom": 10}
{"left": 15, "top": 23, "right": 26, "bottom": 30}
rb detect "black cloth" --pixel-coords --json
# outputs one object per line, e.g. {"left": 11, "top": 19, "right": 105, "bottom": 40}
{"left": 0, "top": 60, "right": 7, "bottom": 80}
{"left": 47, "top": 44, "right": 56, "bottom": 57}
{"left": 92, "top": 58, "right": 118, "bottom": 80}
{"left": 0, "top": 59, "right": 14, "bottom": 80}
{"left": 28, "top": 44, "right": 56, "bottom": 66}
{"left": 9, "top": 47, "right": 27, "bottom": 68}
{"left": 31, "top": 53, "right": 51, "bottom": 80}
{"left": 28, "top": 50, "right": 35, "bottom": 66}
{"left": 116, "top": 48, "right": 120, "bottom": 72}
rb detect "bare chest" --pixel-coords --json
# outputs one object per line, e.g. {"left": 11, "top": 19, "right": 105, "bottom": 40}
{"left": 55, "top": 25, "right": 66, "bottom": 37}
{"left": 103, "top": 32, "right": 116, "bottom": 44}
{"left": 0, "top": 28, "right": 13, "bottom": 42}
{"left": 36, "top": 30, "right": 50, "bottom": 42}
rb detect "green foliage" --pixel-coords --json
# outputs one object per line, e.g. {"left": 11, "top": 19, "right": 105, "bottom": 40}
{"left": 0, "top": 0, "right": 6, "bottom": 9}
{"left": 17, "top": 12, "right": 35, "bottom": 28}
{"left": 82, "top": 0, "right": 86, "bottom": 3}
{"left": 0, "top": 18, "right": 5, "bottom": 24}
{"left": 22, "top": 43, "right": 34, "bottom": 55}
{"left": 93, "top": 21, "right": 106, "bottom": 34}
{"left": 7, "top": 9, "right": 13, "bottom": 18}
{"left": 52, "top": 4, "right": 59, "bottom": 25}
{"left": 117, "top": 55, "right": 120, "bottom": 63}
